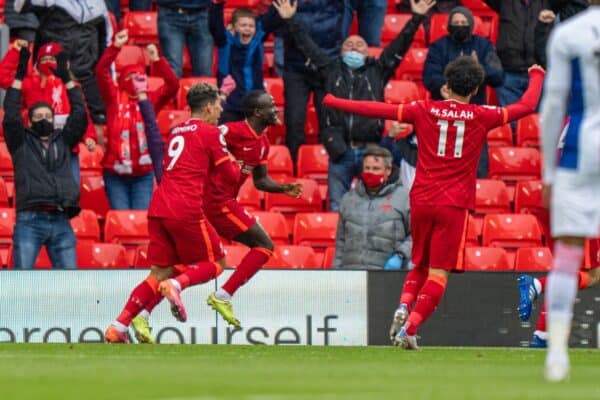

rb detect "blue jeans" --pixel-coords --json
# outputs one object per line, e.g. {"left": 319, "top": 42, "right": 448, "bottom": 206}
{"left": 105, "top": 0, "right": 151, "bottom": 23}
{"left": 496, "top": 71, "right": 529, "bottom": 107}
{"left": 158, "top": 7, "right": 213, "bottom": 77}
{"left": 13, "top": 211, "right": 77, "bottom": 269}
{"left": 328, "top": 147, "right": 366, "bottom": 211}
{"left": 103, "top": 170, "right": 154, "bottom": 210}
{"left": 341, "top": 0, "right": 387, "bottom": 46}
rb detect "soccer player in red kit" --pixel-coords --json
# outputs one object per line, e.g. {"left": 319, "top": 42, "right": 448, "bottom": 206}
{"left": 104, "top": 83, "right": 237, "bottom": 343}
{"left": 323, "top": 56, "right": 545, "bottom": 349}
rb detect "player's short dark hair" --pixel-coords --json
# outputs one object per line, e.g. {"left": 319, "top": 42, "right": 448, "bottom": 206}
{"left": 186, "top": 83, "right": 221, "bottom": 113}
{"left": 28, "top": 101, "right": 54, "bottom": 121}
{"left": 242, "top": 90, "right": 268, "bottom": 118}
{"left": 364, "top": 145, "right": 393, "bottom": 167}
{"left": 444, "top": 56, "right": 485, "bottom": 97}
{"left": 232, "top": 8, "right": 256, "bottom": 25}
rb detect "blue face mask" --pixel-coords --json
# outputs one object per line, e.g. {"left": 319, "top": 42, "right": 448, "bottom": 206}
{"left": 342, "top": 51, "right": 366, "bottom": 69}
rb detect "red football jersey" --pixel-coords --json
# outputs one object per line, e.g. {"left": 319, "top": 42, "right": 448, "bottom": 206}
{"left": 204, "top": 121, "right": 270, "bottom": 205}
{"left": 148, "top": 118, "right": 234, "bottom": 220}
{"left": 398, "top": 99, "right": 507, "bottom": 209}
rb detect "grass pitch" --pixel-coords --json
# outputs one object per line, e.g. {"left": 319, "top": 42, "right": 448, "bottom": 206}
{"left": 0, "top": 344, "right": 599, "bottom": 400}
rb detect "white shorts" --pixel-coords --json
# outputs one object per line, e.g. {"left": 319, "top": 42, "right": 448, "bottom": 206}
{"left": 551, "top": 169, "right": 600, "bottom": 237}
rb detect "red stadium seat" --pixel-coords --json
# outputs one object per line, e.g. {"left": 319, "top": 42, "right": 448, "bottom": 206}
{"left": 80, "top": 175, "right": 111, "bottom": 220}
{"left": 225, "top": 0, "right": 259, "bottom": 7}
{"left": 78, "top": 143, "right": 104, "bottom": 177}
{"left": 584, "top": 238, "right": 600, "bottom": 269}
{"left": 253, "top": 211, "right": 290, "bottom": 244}
{"left": 264, "top": 245, "right": 321, "bottom": 269}
{"left": 115, "top": 45, "right": 146, "bottom": 72}
{"left": 0, "top": 177, "right": 9, "bottom": 207}
{"left": 475, "top": 179, "right": 511, "bottom": 215}
{"left": 237, "top": 179, "right": 262, "bottom": 211}
{"left": 367, "top": 47, "right": 383, "bottom": 59}
{"left": 264, "top": 178, "right": 323, "bottom": 227}
{"left": 381, "top": 14, "right": 426, "bottom": 47}
{"left": 514, "top": 180, "right": 544, "bottom": 214}
{"left": 70, "top": 209, "right": 101, "bottom": 244}
{"left": 77, "top": 242, "right": 130, "bottom": 269}
{"left": 0, "top": 142, "right": 14, "bottom": 182}
{"left": 384, "top": 80, "right": 421, "bottom": 104}
{"left": 132, "top": 243, "right": 150, "bottom": 268}
{"left": 104, "top": 210, "right": 149, "bottom": 264}
{"left": 122, "top": 11, "right": 158, "bottom": 44}
{"left": 304, "top": 105, "right": 320, "bottom": 142}
{"left": 177, "top": 77, "right": 218, "bottom": 110}
{"left": 516, "top": 114, "right": 541, "bottom": 147}
{"left": 224, "top": 245, "right": 251, "bottom": 268}
{"left": 322, "top": 246, "right": 336, "bottom": 269}
{"left": 263, "top": 77, "right": 284, "bottom": 106}
{"left": 0, "top": 207, "right": 15, "bottom": 266}
{"left": 487, "top": 124, "right": 513, "bottom": 147}
{"left": 514, "top": 247, "right": 553, "bottom": 272}
{"left": 464, "top": 247, "right": 512, "bottom": 271}
{"left": 156, "top": 110, "right": 191, "bottom": 137}
{"left": 147, "top": 77, "right": 166, "bottom": 93}
{"left": 488, "top": 147, "right": 541, "bottom": 182}
{"left": 292, "top": 212, "right": 338, "bottom": 250}
{"left": 482, "top": 213, "right": 543, "bottom": 250}
{"left": 266, "top": 145, "right": 294, "bottom": 179}
{"left": 395, "top": 47, "right": 428, "bottom": 81}
{"left": 466, "top": 214, "right": 481, "bottom": 247}
{"left": 429, "top": 13, "right": 489, "bottom": 43}
{"left": 296, "top": 144, "right": 329, "bottom": 182}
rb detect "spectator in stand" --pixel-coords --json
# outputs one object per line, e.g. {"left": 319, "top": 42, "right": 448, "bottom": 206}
{"left": 274, "top": 0, "right": 435, "bottom": 210}
{"left": 341, "top": 0, "right": 388, "bottom": 46}
{"left": 395, "top": 0, "right": 461, "bottom": 44}
{"left": 157, "top": 0, "right": 213, "bottom": 77}
{"left": 3, "top": 0, "right": 38, "bottom": 43}
{"left": 16, "top": 0, "right": 112, "bottom": 130}
{"left": 0, "top": 39, "right": 97, "bottom": 186}
{"left": 3, "top": 48, "right": 87, "bottom": 269}
{"left": 209, "top": 1, "right": 284, "bottom": 122}
{"left": 333, "top": 145, "right": 411, "bottom": 270}
{"left": 96, "top": 29, "right": 179, "bottom": 210}
{"left": 423, "top": 6, "right": 503, "bottom": 178}
{"left": 278, "top": 0, "right": 345, "bottom": 163}
{"left": 483, "top": 0, "right": 548, "bottom": 106}
{"left": 379, "top": 122, "right": 418, "bottom": 189}
{"left": 105, "top": 0, "right": 152, "bottom": 23}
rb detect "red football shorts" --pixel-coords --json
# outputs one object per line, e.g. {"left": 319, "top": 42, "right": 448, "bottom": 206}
{"left": 411, "top": 205, "right": 469, "bottom": 271}
{"left": 205, "top": 200, "right": 256, "bottom": 240}
{"left": 147, "top": 217, "right": 225, "bottom": 266}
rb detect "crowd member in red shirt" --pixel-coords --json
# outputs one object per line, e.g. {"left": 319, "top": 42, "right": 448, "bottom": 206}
{"left": 105, "top": 83, "right": 236, "bottom": 343}
{"left": 95, "top": 29, "right": 178, "bottom": 210}
{"left": 0, "top": 39, "right": 97, "bottom": 185}
{"left": 323, "top": 56, "right": 544, "bottom": 349}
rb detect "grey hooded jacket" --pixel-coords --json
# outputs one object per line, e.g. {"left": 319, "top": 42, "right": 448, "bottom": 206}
{"left": 333, "top": 169, "right": 411, "bottom": 270}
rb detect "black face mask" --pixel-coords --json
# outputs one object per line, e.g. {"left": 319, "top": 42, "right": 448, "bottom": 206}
{"left": 30, "top": 119, "right": 54, "bottom": 138}
{"left": 448, "top": 25, "right": 471, "bottom": 43}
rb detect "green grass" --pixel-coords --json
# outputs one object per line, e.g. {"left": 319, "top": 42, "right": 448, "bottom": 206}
{"left": 0, "top": 345, "right": 599, "bottom": 399}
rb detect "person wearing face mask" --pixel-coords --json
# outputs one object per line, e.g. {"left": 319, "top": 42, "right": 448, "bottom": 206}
{"left": 2, "top": 47, "right": 87, "bottom": 269}
{"left": 274, "top": 0, "right": 435, "bottom": 211}
{"left": 95, "top": 29, "right": 179, "bottom": 210}
{"left": 0, "top": 39, "right": 98, "bottom": 185}
{"left": 333, "top": 145, "right": 411, "bottom": 270}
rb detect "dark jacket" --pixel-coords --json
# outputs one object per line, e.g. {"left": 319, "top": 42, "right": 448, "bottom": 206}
{"left": 423, "top": 35, "right": 504, "bottom": 104}
{"left": 209, "top": 3, "right": 282, "bottom": 113}
{"left": 484, "top": 0, "right": 549, "bottom": 72}
{"left": 281, "top": 0, "right": 345, "bottom": 74}
{"left": 2, "top": 86, "right": 87, "bottom": 216}
{"left": 287, "top": 13, "right": 425, "bottom": 154}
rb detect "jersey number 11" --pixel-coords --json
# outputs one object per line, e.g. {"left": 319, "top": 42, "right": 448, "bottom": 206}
{"left": 436, "top": 119, "right": 465, "bottom": 158}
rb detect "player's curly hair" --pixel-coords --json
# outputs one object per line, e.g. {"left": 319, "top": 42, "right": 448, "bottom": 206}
{"left": 444, "top": 56, "right": 485, "bottom": 97}
{"left": 187, "top": 83, "right": 221, "bottom": 113}
{"left": 242, "top": 90, "right": 268, "bottom": 118}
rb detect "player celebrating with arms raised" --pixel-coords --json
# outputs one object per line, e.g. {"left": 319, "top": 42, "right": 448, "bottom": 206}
{"left": 323, "top": 56, "right": 544, "bottom": 349}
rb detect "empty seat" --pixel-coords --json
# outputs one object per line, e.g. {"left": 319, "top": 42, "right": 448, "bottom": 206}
{"left": 384, "top": 80, "right": 421, "bottom": 104}
{"left": 122, "top": 11, "right": 158, "bottom": 44}
{"left": 516, "top": 114, "right": 541, "bottom": 147}
{"left": 464, "top": 246, "right": 512, "bottom": 271}
{"left": 514, "top": 247, "right": 553, "bottom": 272}
{"left": 264, "top": 245, "right": 321, "bottom": 269}
{"left": 514, "top": 180, "right": 544, "bottom": 214}
{"left": 0, "top": 141, "right": 14, "bottom": 182}
{"left": 224, "top": 244, "right": 251, "bottom": 268}
{"left": 304, "top": 106, "right": 320, "bottom": 142}
{"left": 266, "top": 145, "right": 294, "bottom": 179}
{"left": 465, "top": 214, "right": 481, "bottom": 247}
{"left": 322, "top": 246, "right": 336, "bottom": 269}
{"left": 296, "top": 144, "right": 329, "bottom": 181}
{"left": 79, "top": 175, "right": 111, "bottom": 219}
{"left": 395, "top": 47, "right": 428, "bottom": 81}
{"left": 0, "top": 177, "right": 9, "bottom": 207}
{"left": 132, "top": 243, "right": 150, "bottom": 268}
{"left": 488, "top": 147, "right": 541, "bottom": 182}
{"left": 263, "top": 77, "right": 284, "bottom": 106}
{"left": 482, "top": 213, "right": 543, "bottom": 249}
{"left": 293, "top": 212, "right": 338, "bottom": 249}
{"left": 104, "top": 210, "right": 149, "bottom": 264}
{"left": 237, "top": 179, "right": 262, "bottom": 211}
{"left": 156, "top": 109, "right": 191, "bottom": 136}
{"left": 253, "top": 211, "right": 289, "bottom": 244}
{"left": 177, "top": 77, "right": 218, "bottom": 109}
{"left": 487, "top": 124, "right": 513, "bottom": 147}
{"left": 475, "top": 179, "right": 511, "bottom": 215}
{"left": 381, "top": 14, "right": 426, "bottom": 47}
{"left": 78, "top": 143, "right": 104, "bottom": 177}
{"left": 0, "top": 207, "right": 15, "bottom": 265}
{"left": 77, "top": 242, "right": 130, "bottom": 269}
{"left": 70, "top": 209, "right": 101, "bottom": 244}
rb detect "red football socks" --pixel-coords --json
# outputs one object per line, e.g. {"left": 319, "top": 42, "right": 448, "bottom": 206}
{"left": 405, "top": 274, "right": 448, "bottom": 336}
{"left": 399, "top": 267, "right": 429, "bottom": 309}
{"left": 175, "top": 261, "right": 223, "bottom": 290}
{"left": 222, "top": 247, "right": 272, "bottom": 296}
{"left": 117, "top": 275, "right": 160, "bottom": 327}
